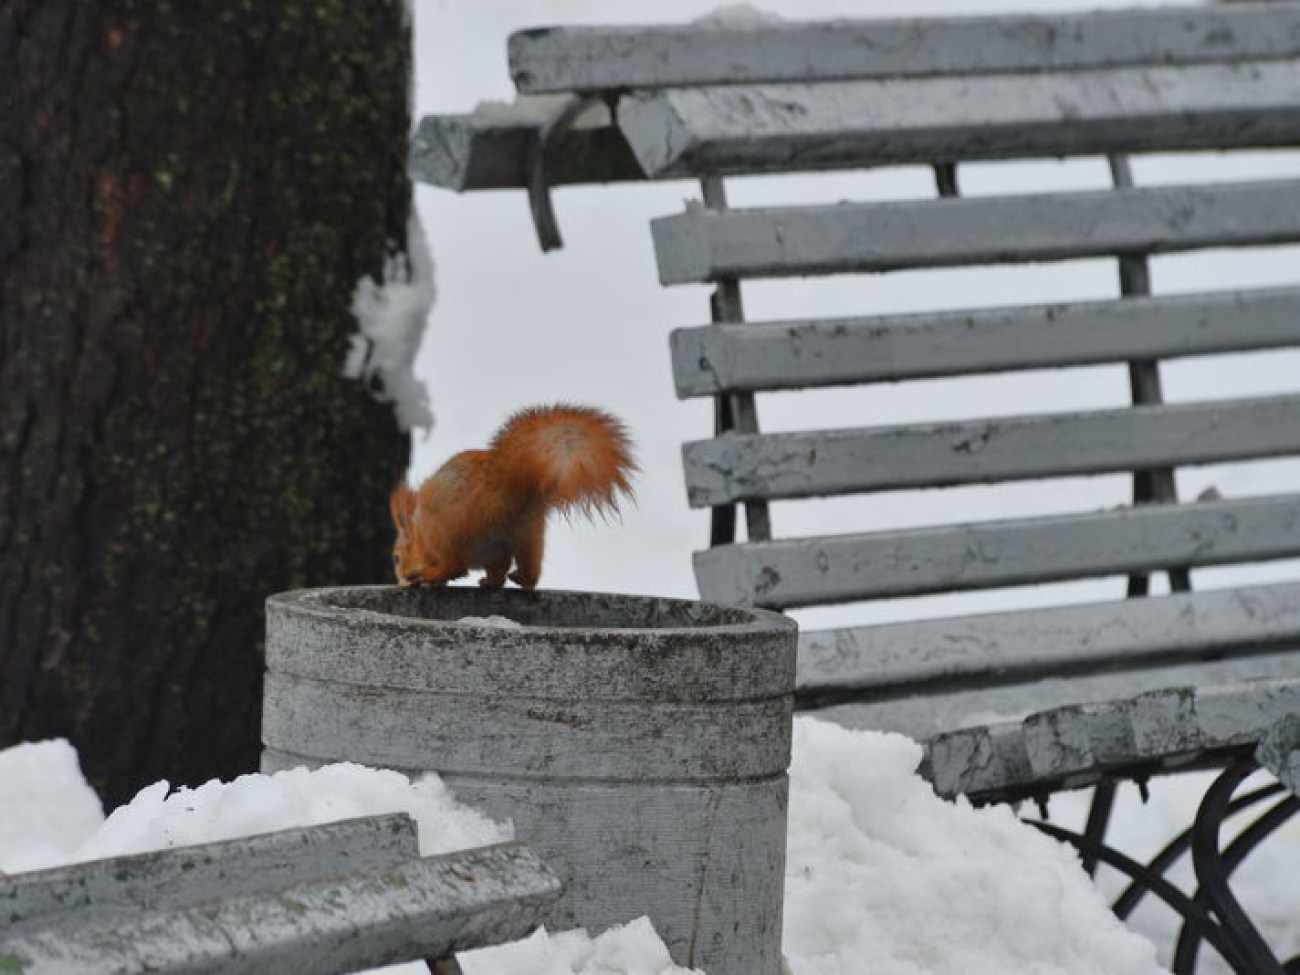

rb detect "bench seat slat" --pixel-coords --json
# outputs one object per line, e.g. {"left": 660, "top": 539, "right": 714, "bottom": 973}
{"left": 652, "top": 179, "right": 1300, "bottom": 284}
{"left": 927, "top": 678, "right": 1300, "bottom": 799}
{"left": 620, "top": 61, "right": 1300, "bottom": 179}
{"left": 509, "top": 5, "right": 1300, "bottom": 92}
{"left": 797, "top": 581, "right": 1300, "bottom": 703}
{"left": 684, "top": 395, "right": 1300, "bottom": 506}
{"left": 0, "top": 815, "right": 417, "bottom": 936}
{"left": 671, "top": 287, "right": 1300, "bottom": 397}
{"left": 1256, "top": 715, "right": 1300, "bottom": 795}
{"left": 807, "top": 654, "right": 1300, "bottom": 751}
{"left": 695, "top": 494, "right": 1300, "bottom": 608}
{"left": 0, "top": 843, "right": 561, "bottom": 975}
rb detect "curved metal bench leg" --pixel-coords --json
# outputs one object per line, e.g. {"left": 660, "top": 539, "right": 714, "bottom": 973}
{"left": 1111, "top": 782, "right": 1285, "bottom": 921}
{"left": 1173, "top": 763, "right": 1294, "bottom": 975}
{"left": 1027, "top": 819, "right": 1247, "bottom": 971}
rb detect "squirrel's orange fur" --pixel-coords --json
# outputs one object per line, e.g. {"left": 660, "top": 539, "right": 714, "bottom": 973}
{"left": 390, "top": 405, "right": 636, "bottom": 589}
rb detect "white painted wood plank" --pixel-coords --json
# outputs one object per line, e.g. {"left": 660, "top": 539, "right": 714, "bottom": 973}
{"left": 796, "top": 582, "right": 1300, "bottom": 701}
{"left": 652, "top": 179, "right": 1300, "bottom": 284}
{"left": 684, "top": 395, "right": 1300, "bottom": 505}
{"left": 509, "top": 5, "right": 1300, "bottom": 91}
{"left": 0, "top": 815, "right": 416, "bottom": 935}
{"left": 0, "top": 843, "right": 561, "bottom": 975}
{"left": 670, "top": 287, "right": 1300, "bottom": 396}
{"left": 695, "top": 494, "right": 1300, "bottom": 608}
{"left": 809, "top": 651, "right": 1300, "bottom": 753}
{"left": 620, "top": 61, "right": 1300, "bottom": 178}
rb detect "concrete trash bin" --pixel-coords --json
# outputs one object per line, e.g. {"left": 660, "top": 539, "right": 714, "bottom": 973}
{"left": 262, "top": 585, "right": 797, "bottom": 975}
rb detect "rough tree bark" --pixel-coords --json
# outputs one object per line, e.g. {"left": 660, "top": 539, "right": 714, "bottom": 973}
{"left": 0, "top": 0, "right": 413, "bottom": 806}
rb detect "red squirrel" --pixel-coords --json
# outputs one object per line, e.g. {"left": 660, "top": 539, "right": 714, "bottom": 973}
{"left": 390, "top": 404, "right": 636, "bottom": 589}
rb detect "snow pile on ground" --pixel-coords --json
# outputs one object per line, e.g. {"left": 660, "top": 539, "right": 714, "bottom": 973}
{"left": 0, "top": 720, "right": 1168, "bottom": 974}
{"left": 784, "top": 720, "right": 1164, "bottom": 975}
{"left": 458, "top": 918, "right": 700, "bottom": 975}
{"left": 74, "top": 761, "right": 509, "bottom": 865}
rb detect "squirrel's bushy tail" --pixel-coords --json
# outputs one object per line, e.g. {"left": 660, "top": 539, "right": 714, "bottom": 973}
{"left": 491, "top": 404, "right": 636, "bottom": 516}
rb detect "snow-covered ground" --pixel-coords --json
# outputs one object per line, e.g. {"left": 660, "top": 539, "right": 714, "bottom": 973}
{"left": 6, "top": 0, "right": 1300, "bottom": 972}
{"left": 2, "top": 723, "right": 1175, "bottom": 975}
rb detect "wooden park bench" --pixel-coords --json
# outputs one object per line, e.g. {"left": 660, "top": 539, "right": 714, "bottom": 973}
{"left": 411, "top": 3, "right": 1300, "bottom": 970}
{"left": 0, "top": 813, "right": 560, "bottom": 974}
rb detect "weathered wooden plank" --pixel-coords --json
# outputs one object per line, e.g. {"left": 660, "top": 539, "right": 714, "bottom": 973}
{"left": 619, "top": 61, "right": 1300, "bottom": 178}
{"left": 1256, "top": 714, "right": 1300, "bottom": 795}
{"left": 0, "top": 843, "right": 561, "bottom": 975}
{"left": 652, "top": 179, "right": 1300, "bottom": 284}
{"left": 809, "top": 650, "right": 1300, "bottom": 751}
{"left": 670, "top": 286, "right": 1300, "bottom": 397}
{"left": 0, "top": 815, "right": 417, "bottom": 935}
{"left": 684, "top": 395, "right": 1300, "bottom": 506}
{"left": 936, "top": 679, "right": 1300, "bottom": 799}
{"left": 695, "top": 494, "right": 1300, "bottom": 609}
{"left": 796, "top": 582, "right": 1300, "bottom": 705}
{"left": 927, "top": 678, "right": 1300, "bottom": 798}
{"left": 408, "top": 98, "right": 643, "bottom": 191}
{"left": 509, "top": 4, "right": 1300, "bottom": 91}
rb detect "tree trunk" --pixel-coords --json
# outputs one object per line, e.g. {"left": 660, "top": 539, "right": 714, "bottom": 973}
{"left": 0, "top": 0, "right": 413, "bottom": 807}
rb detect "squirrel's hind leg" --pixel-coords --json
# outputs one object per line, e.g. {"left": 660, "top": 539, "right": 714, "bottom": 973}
{"left": 480, "top": 555, "right": 511, "bottom": 588}
{"left": 507, "top": 520, "right": 544, "bottom": 590}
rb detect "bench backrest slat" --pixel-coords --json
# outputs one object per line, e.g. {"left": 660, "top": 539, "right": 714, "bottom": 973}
{"left": 618, "top": 63, "right": 1300, "bottom": 178}
{"left": 684, "top": 395, "right": 1300, "bottom": 505}
{"left": 670, "top": 287, "right": 1300, "bottom": 396}
{"left": 797, "top": 581, "right": 1300, "bottom": 703}
{"left": 509, "top": 4, "right": 1300, "bottom": 91}
{"left": 696, "top": 494, "right": 1300, "bottom": 608}
{"left": 652, "top": 179, "right": 1300, "bottom": 284}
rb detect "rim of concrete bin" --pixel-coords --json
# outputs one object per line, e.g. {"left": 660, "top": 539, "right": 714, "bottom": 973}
{"left": 264, "top": 585, "right": 797, "bottom": 702}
